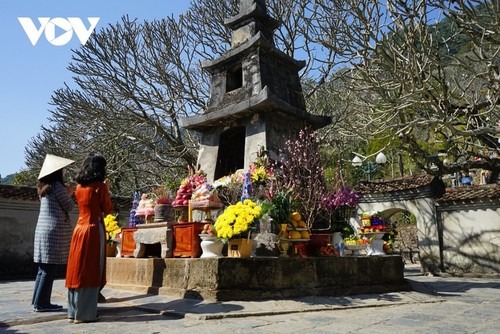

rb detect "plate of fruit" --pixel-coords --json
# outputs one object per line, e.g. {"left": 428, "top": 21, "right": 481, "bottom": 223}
{"left": 343, "top": 235, "right": 370, "bottom": 251}
{"left": 344, "top": 244, "right": 368, "bottom": 251}
{"left": 319, "top": 243, "right": 338, "bottom": 256}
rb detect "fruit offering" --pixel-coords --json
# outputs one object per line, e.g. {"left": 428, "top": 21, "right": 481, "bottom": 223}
{"left": 319, "top": 243, "right": 338, "bottom": 256}
{"left": 172, "top": 172, "right": 207, "bottom": 207}
{"left": 172, "top": 182, "right": 193, "bottom": 207}
{"left": 288, "top": 230, "right": 302, "bottom": 239}
{"left": 358, "top": 225, "right": 386, "bottom": 234}
{"left": 343, "top": 235, "right": 370, "bottom": 245}
{"left": 201, "top": 223, "right": 216, "bottom": 236}
{"left": 289, "top": 212, "right": 307, "bottom": 228}
{"left": 191, "top": 183, "right": 223, "bottom": 209}
{"left": 383, "top": 240, "right": 392, "bottom": 253}
{"left": 286, "top": 211, "right": 309, "bottom": 239}
{"left": 382, "top": 223, "right": 398, "bottom": 254}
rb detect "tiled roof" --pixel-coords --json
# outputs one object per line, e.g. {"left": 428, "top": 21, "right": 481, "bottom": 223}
{"left": 0, "top": 184, "right": 38, "bottom": 201}
{"left": 353, "top": 174, "right": 436, "bottom": 194}
{"left": 353, "top": 173, "right": 500, "bottom": 201}
{"left": 436, "top": 183, "right": 500, "bottom": 202}
{"left": 0, "top": 184, "right": 132, "bottom": 210}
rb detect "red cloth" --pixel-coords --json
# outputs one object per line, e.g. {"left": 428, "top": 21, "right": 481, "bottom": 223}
{"left": 65, "top": 182, "right": 113, "bottom": 288}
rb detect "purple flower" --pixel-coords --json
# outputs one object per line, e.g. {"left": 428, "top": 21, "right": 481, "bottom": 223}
{"left": 321, "top": 187, "right": 360, "bottom": 209}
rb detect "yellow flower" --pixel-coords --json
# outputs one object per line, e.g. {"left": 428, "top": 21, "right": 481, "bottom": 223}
{"left": 215, "top": 200, "right": 262, "bottom": 242}
{"left": 251, "top": 166, "right": 268, "bottom": 183}
{"left": 104, "top": 214, "right": 121, "bottom": 244}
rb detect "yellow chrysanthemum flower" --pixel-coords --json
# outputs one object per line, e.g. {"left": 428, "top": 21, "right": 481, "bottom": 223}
{"left": 215, "top": 200, "right": 262, "bottom": 242}
{"left": 104, "top": 214, "right": 121, "bottom": 244}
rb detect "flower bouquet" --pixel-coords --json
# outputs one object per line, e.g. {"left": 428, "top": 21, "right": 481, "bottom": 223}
{"left": 215, "top": 199, "right": 262, "bottom": 242}
{"left": 248, "top": 146, "right": 274, "bottom": 187}
{"left": 330, "top": 186, "right": 360, "bottom": 208}
{"left": 319, "top": 186, "right": 360, "bottom": 236}
{"left": 104, "top": 213, "right": 121, "bottom": 245}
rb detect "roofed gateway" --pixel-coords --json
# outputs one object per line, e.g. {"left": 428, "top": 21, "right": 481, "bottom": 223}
{"left": 181, "top": 0, "right": 331, "bottom": 182}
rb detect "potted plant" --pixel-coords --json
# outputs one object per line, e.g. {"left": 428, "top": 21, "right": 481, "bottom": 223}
{"left": 261, "top": 188, "right": 300, "bottom": 235}
{"left": 154, "top": 195, "right": 174, "bottom": 222}
{"left": 262, "top": 187, "right": 298, "bottom": 257}
{"left": 104, "top": 213, "right": 121, "bottom": 257}
{"left": 263, "top": 189, "right": 294, "bottom": 227}
{"left": 215, "top": 199, "right": 262, "bottom": 257}
{"left": 321, "top": 186, "right": 360, "bottom": 238}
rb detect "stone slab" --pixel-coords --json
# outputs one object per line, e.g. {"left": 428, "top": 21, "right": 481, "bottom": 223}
{"left": 133, "top": 223, "right": 173, "bottom": 258}
{"left": 106, "top": 255, "right": 409, "bottom": 301}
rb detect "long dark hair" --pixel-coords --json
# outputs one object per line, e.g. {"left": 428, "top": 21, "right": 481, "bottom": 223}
{"left": 37, "top": 169, "right": 64, "bottom": 197}
{"left": 75, "top": 154, "right": 107, "bottom": 186}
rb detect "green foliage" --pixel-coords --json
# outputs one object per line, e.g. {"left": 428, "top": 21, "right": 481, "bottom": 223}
{"left": 262, "top": 189, "right": 299, "bottom": 225}
{"left": 334, "top": 222, "right": 354, "bottom": 239}
{"left": 12, "top": 170, "right": 37, "bottom": 187}
{"left": 0, "top": 173, "right": 16, "bottom": 185}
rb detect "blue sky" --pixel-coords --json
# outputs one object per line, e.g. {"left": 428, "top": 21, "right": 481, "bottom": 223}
{"left": 0, "top": 1, "right": 190, "bottom": 176}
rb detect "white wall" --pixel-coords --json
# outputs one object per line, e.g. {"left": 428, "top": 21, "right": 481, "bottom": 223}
{"left": 0, "top": 196, "right": 128, "bottom": 279}
{"left": 439, "top": 206, "right": 500, "bottom": 273}
{"left": 0, "top": 198, "right": 78, "bottom": 278}
{"left": 356, "top": 195, "right": 500, "bottom": 274}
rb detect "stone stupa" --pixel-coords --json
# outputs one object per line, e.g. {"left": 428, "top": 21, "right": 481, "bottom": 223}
{"left": 181, "top": 0, "right": 331, "bottom": 182}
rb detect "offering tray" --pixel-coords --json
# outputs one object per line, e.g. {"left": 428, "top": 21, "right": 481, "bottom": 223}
{"left": 345, "top": 244, "right": 368, "bottom": 256}
{"left": 287, "top": 228, "right": 308, "bottom": 233}
{"left": 287, "top": 238, "right": 310, "bottom": 242}
{"left": 191, "top": 201, "right": 223, "bottom": 209}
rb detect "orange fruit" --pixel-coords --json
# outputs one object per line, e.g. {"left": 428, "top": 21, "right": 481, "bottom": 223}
{"left": 288, "top": 231, "right": 302, "bottom": 239}
{"left": 297, "top": 220, "right": 307, "bottom": 228}
{"left": 300, "top": 230, "right": 310, "bottom": 239}
{"left": 290, "top": 212, "right": 301, "bottom": 222}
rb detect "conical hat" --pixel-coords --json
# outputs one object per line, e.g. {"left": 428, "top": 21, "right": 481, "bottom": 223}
{"left": 38, "top": 154, "right": 75, "bottom": 179}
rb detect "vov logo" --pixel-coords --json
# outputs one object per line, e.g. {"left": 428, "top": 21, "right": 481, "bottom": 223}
{"left": 18, "top": 17, "right": 100, "bottom": 46}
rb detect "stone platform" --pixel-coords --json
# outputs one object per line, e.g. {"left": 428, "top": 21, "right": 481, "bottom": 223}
{"left": 105, "top": 255, "right": 409, "bottom": 301}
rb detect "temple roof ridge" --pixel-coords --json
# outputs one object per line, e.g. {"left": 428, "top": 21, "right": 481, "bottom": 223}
{"left": 224, "top": 1, "right": 280, "bottom": 32}
{"left": 181, "top": 86, "right": 331, "bottom": 130}
{"left": 201, "top": 31, "right": 305, "bottom": 72}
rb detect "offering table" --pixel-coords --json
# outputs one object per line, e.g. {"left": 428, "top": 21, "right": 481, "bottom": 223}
{"left": 133, "top": 222, "right": 173, "bottom": 258}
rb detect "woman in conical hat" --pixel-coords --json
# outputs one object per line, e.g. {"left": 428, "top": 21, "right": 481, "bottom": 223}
{"left": 32, "top": 154, "right": 75, "bottom": 312}
{"left": 37, "top": 154, "right": 75, "bottom": 180}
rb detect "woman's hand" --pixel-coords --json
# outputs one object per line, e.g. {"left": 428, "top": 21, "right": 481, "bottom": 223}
{"left": 66, "top": 183, "right": 76, "bottom": 195}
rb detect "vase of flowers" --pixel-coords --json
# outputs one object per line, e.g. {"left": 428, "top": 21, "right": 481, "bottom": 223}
{"left": 104, "top": 213, "right": 121, "bottom": 257}
{"left": 227, "top": 238, "right": 253, "bottom": 258}
{"left": 215, "top": 199, "right": 262, "bottom": 257}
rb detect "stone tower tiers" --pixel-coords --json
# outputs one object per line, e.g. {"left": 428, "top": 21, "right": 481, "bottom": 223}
{"left": 181, "top": 0, "right": 331, "bottom": 183}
